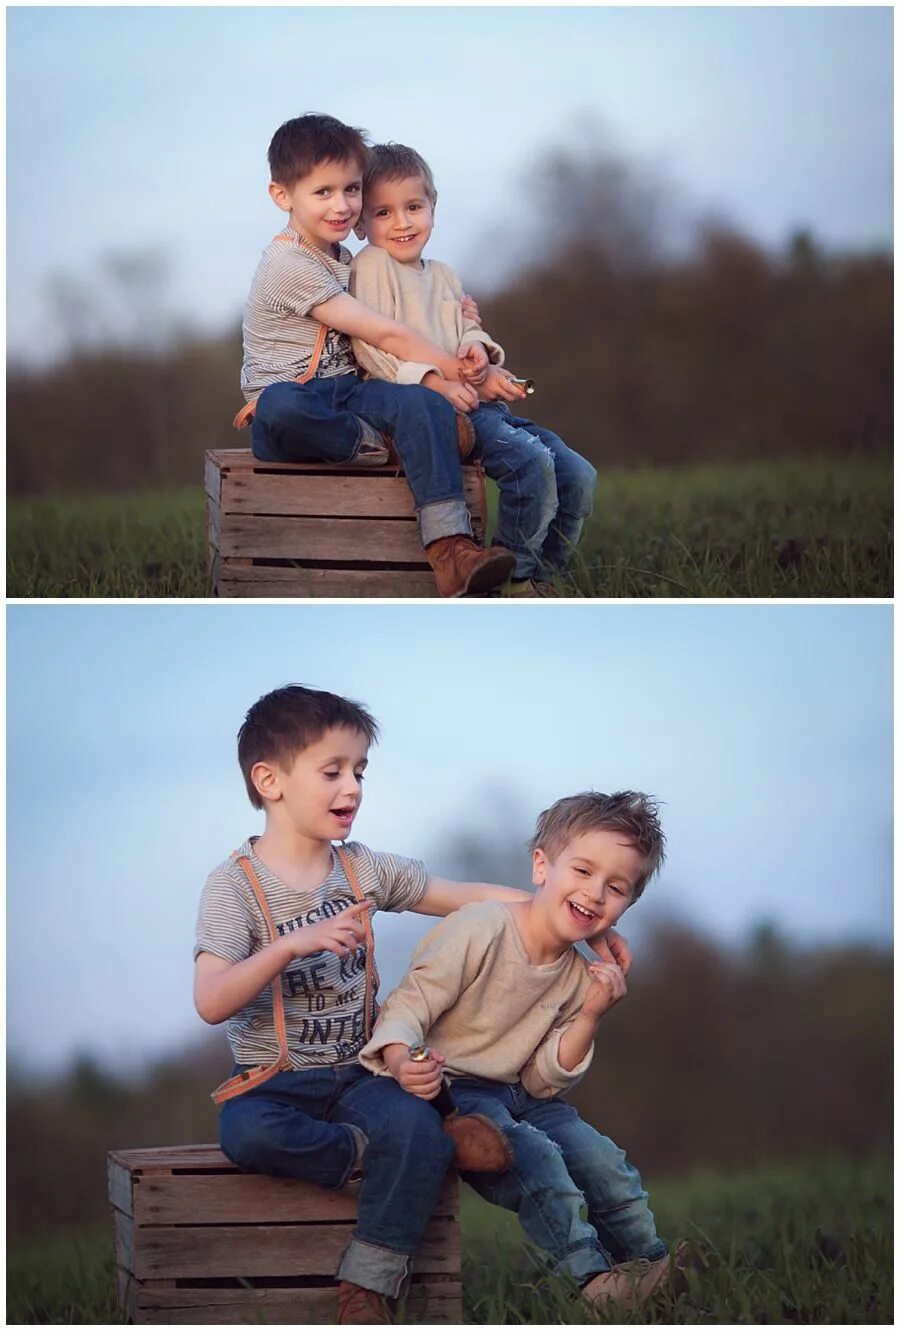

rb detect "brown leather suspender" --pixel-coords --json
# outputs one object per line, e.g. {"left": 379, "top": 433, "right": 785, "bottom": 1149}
{"left": 210, "top": 844, "right": 375, "bottom": 1105}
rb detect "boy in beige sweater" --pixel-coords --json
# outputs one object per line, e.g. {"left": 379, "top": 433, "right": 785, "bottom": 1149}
{"left": 360, "top": 791, "right": 691, "bottom": 1311}
{"left": 349, "top": 144, "right": 598, "bottom": 597}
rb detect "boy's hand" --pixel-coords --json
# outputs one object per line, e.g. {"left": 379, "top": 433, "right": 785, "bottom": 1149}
{"left": 587, "top": 926, "right": 632, "bottom": 976}
{"left": 458, "top": 342, "right": 490, "bottom": 386}
{"left": 424, "top": 371, "right": 479, "bottom": 412}
{"left": 288, "top": 899, "right": 374, "bottom": 960}
{"left": 384, "top": 1043, "right": 447, "bottom": 1100}
{"left": 478, "top": 366, "right": 528, "bottom": 403}
{"left": 581, "top": 961, "right": 628, "bottom": 1020}
{"left": 461, "top": 293, "right": 482, "bottom": 327}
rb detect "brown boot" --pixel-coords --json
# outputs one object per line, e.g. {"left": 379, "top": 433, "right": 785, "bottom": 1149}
{"left": 426, "top": 537, "right": 515, "bottom": 597}
{"left": 581, "top": 1253, "right": 674, "bottom": 1310}
{"left": 336, "top": 1281, "right": 391, "bottom": 1324}
{"left": 442, "top": 1111, "right": 513, "bottom": 1172}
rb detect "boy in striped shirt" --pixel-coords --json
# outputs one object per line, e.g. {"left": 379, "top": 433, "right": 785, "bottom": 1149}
{"left": 239, "top": 114, "right": 515, "bottom": 598}
{"left": 194, "top": 685, "right": 630, "bottom": 1323}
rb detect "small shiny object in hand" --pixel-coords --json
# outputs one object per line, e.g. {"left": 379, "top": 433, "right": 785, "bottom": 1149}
{"left": 510, "top": 377, "right": 535, "bottom": 395}
{"left": 407, "top": 1043, "right": 432, "bottom": 1062}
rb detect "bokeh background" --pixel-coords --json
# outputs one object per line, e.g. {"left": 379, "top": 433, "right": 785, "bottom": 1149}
{"left": 7, "top": 5, "right": 893, "bottom": 490}
{"left": 7, "top": 601, "right": 892, "bottom": 1242}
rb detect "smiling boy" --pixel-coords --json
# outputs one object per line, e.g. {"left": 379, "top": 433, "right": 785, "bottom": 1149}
{"left": 241, "top": 115, "right": 515, "bottom": 597}
{"left": 349, "top": 143, "right": 598, "bottom": 595}
{"left": 360, "top": 792, "right": 692, "bottom": 1311}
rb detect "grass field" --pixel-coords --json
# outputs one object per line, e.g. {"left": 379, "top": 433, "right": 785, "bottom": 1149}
{"left": 6, "top": 457, "right": 892, "bottom": 598}
{"left": 7, "top": 1154, "right": 892, "bottom": 1324}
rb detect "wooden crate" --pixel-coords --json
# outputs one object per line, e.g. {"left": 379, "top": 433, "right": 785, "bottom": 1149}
{"left": 108, "top": 1144, "right": 462, "bottom": 1325}
{"left": 205, "top": 449, "right": 487, "bottom": 598}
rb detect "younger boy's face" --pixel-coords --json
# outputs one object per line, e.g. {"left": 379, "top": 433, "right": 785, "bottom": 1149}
{"left": 269, "top": 157, "right": 364, "bottom": 253}
{"left": 532, "top": 829, "right": 643, "bottom": 946}
{"left": 358, "top": 174, "right": 435, "bottom": 266}
{"left": 255, "top": 726, "right": 370, "bottom": 842}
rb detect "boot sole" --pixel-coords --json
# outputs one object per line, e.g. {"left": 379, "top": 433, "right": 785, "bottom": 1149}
{"left": 455, "top": 550, "right": 517, "bottom": 597}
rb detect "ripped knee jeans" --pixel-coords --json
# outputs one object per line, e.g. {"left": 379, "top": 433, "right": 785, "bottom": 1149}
{"left": 450, "top": 1077, "right": 666, "bottom": 1284}
{"left": 470, "top": 405, "right": 598, "bottom": 580}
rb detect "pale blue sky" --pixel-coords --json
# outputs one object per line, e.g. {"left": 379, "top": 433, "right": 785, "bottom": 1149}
{"left": 7, "top": 5, "right": 893, "bottom": 364}
{"left": 6, "top": 603, "right": 892, "bottom": 1074}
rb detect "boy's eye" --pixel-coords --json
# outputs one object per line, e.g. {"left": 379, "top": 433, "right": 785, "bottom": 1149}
{"left": 354, "top": 771, "right": 366, "bottom": 782}
{"left": 347, "top": 184, "right": 361, "bottom": 194}
{"left": 609, "top": 884, "right": 626, "bottom": 897}
{"left": 575, "top": 867, "right": 590, "bottom": 877}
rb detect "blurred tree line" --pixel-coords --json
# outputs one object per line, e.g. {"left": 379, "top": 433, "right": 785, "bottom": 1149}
{"left": 7, "top": 137, "right": 892, "bottom": 495}
{"left": 7, "top": 923, "right": 890, "bottom": 1242}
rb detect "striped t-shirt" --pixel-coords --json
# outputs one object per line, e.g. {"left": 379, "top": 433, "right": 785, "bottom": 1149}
{"left": 195, "top": 839, "right": 428, "bottom": 1069}
{"left": 240, "top": 228, "right": 358, "bottom": 402}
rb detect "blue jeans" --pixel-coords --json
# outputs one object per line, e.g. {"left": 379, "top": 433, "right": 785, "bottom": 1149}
{"left": 452, "top": 1078, "right": 665, "bottom": 1284}
{"left": 469, "top": 404, "right": 597, "bottom": 580}
{"left": 219, "top": 1063, "right": 454, "bottom": 1297}
{"left": 251, "top": 375, "right": 472, "bottom": 546}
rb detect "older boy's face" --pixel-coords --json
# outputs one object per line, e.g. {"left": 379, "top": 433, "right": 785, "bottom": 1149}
{"left": 256, "top": 726, "right": 370, "bottom": 842}
{"left": 359, "top": 174, "right": 435, "bottom": 266}
{"left": 270, "top": 158, "right": 364, "bottom": 253}
{"left": 532, "top": 830, "right": 643, "bottom": 946}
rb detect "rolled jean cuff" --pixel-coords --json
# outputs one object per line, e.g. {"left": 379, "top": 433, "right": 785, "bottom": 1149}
{"left": 337, "top": 1237, "right": 412, "bottom": 1298}
{"left": 418, "top": 497, "right": 472, "bottom": 546}
{"left": 551, "top": 1240, "right": 612, "bottom": 1284}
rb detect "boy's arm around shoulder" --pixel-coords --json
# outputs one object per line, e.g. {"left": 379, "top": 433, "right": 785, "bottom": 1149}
{"left": 358, "top": 903, "right": 496, "bottom": 1073}
{"left": 348, "top": 245, "right": 443, "bottom": 386}
{"left": 411, "top": 875, "right": 529, "bottom": 916}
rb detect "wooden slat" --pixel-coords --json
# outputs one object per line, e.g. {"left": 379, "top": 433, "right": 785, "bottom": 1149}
{"left": 218, "top": 515, "right": 426, "bottom": 562}
{"left": 222, "top": 472, "right": 418, "bottom": 519}
{"left": 113, "top": 1208, "right": 135, "bottom": 1275}
{"left": 110, "top": 1145, "right": 238, "bottom": 1171}
{"left": 134, "top": 1170, "right": 458, "bottom": 1226}
{"left": 218, "top": 468, "right": 486, "bottom": 521}
{"left": 108, "top": 1158, "right": 134, "bottom": 1217}
{"left": 216, "top": 566, "right": 437, "bottom": 598}
{"left": 132, "top": 1280, "right": 462, "bottom": 1325}
{"left": 208, "top": 447, "right": 484, "bottom": 479}
{"left": 204, "top": 453, "right": 223, "bottom": 504}
{"left": 133, "top": 1216, "right": 460, "bottom": 1281}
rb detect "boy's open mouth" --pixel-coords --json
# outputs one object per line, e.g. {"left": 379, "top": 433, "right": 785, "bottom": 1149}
{"left": 331, "top": 806, "right": 356, "bottom": 823}
{"left": 567, "top": 900, "right": 596, "bottom": 926}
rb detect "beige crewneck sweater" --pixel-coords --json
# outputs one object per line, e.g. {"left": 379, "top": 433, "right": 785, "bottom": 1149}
{"left": 349, "top": 243, "right": 505, "bottom": 386}
{"left": 359, "top": 900, "right": 594, "bottom": 1099}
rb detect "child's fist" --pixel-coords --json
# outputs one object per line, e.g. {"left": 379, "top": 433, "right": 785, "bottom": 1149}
{"left": 395, "top": 1047, "right": 447, "bottom": 1100}
{"left": 291, "top": 899, "right": 373, "bottom": 959}
{"left": 581, "top": 961, "right": 627, "bottom": 1019}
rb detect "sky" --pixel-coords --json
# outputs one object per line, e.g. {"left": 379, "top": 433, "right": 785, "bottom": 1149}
{"left": 6, "top": 4, "right": 894, "bottom": 364}
{"left": 6, "top": 601, "right": 892, "bottom": 1075}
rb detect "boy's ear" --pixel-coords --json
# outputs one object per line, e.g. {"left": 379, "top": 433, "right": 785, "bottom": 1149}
{"left": 531, "top": 848, "right": 548, "bottom": 888}
{"left": 250, "top": 760, "right": 282, "bottom": 804}
{"left": 353, "top": 220, "right": 367, "bottom": 241}
{"left": 268, "top": 181, "right": 291, "bottom": 213}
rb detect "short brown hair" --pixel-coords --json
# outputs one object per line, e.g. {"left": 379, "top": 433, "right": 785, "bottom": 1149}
{"left": 528, "top": 791, "right": 665, "bottom": 898}
{"left": 363, "top": 142, "right": 438, "bottom": 206}
{"left": 238, "top": 685, "right": 379, "bottom": 809}
{"left": 268, "top": 114, "right": 369, "bottom": 187}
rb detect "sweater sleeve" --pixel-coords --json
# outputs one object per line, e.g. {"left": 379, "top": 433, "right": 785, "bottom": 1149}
{"left": 358, "top": 907, "right": 490, "bottom": 1074}
{"left": 448, "top": 268, "right": 505, "bottom": 366}
{"left": 349, "top": 247, "right": 440, "bottom": 386}
{"left": 520, "top": 1020, "right": 594, "bottom": 1098}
